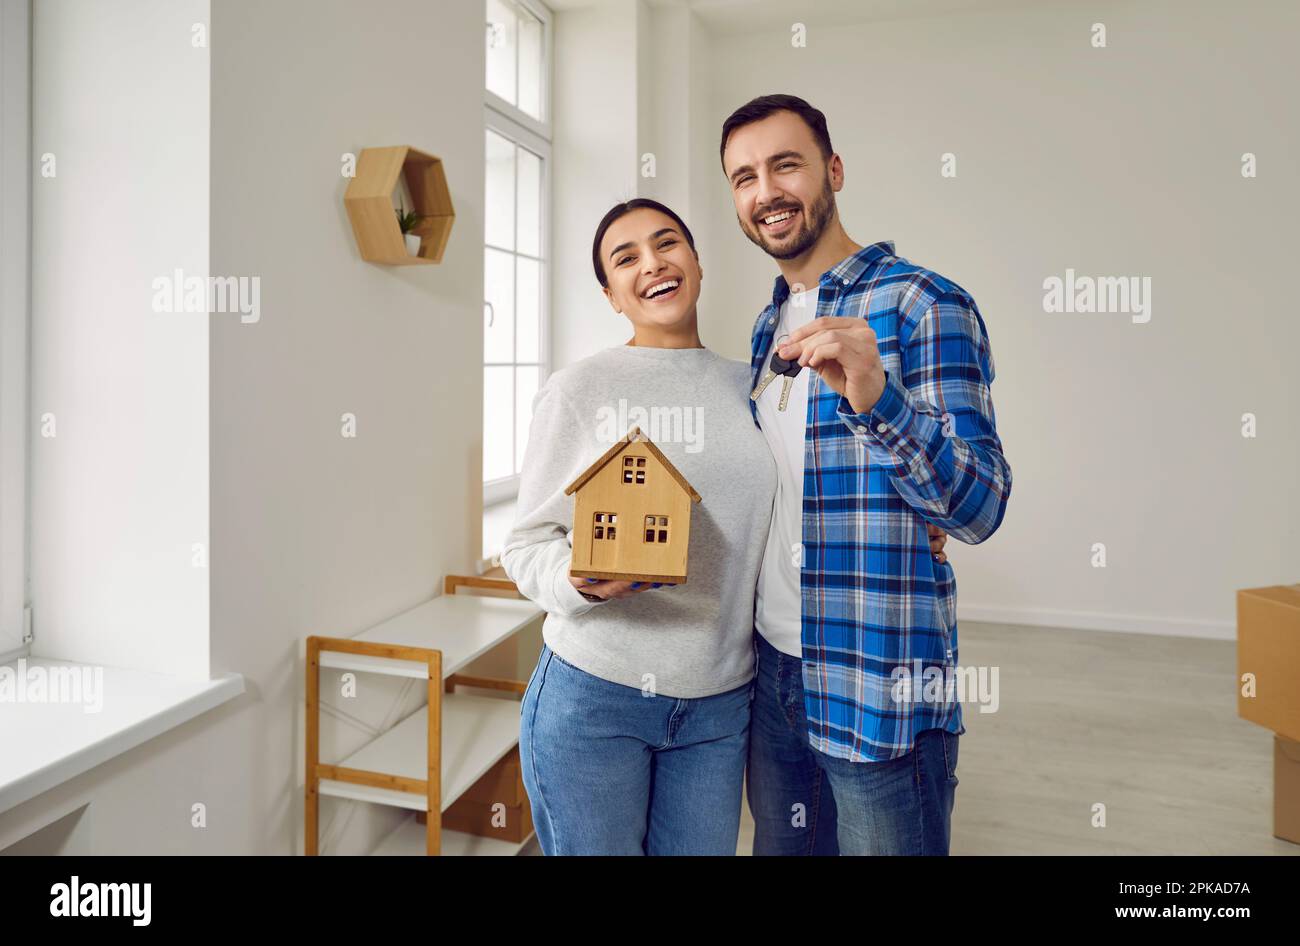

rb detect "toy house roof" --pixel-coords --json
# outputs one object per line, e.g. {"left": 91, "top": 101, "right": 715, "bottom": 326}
{"left": 563, "top": 426, "right": 702, "bottom": 503}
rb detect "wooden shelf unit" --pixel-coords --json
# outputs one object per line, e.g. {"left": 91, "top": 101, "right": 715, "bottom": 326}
{"left": 305, "top": 576, "right": 541, "bottom": 855}
{"left": 343, "top": 145, "right": 455, "bottom": 265}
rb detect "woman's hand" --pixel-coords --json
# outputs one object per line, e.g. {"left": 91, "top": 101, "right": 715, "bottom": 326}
{"left": 928, "top": 523, "right": 948, "bottom": 564}
{"left": 569, "top": 576, "right": 673, "bottom": 601}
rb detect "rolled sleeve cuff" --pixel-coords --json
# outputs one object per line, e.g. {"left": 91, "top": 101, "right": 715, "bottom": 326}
{"left": 836, "top": 371, "right": 921, "bottom": 470}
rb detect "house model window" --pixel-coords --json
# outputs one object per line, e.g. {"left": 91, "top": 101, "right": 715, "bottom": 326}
{"left": 644, "top": 516, "right": 668, "bottom": 543}
{"left": 622, "top": 455, "right": 646, "bottom": 484}
{"left": 564, "top": 426, "right": 701, "bottom": 584}
{"left": 593, "top": 511, "right": 617, "bottom": 541}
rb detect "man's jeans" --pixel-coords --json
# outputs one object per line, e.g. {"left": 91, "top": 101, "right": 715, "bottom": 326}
{"left": 520, "top": 644, "right": 751, "bottom": 855}
{"left": 747, "top": 631, "right": 959, "bottom": 855}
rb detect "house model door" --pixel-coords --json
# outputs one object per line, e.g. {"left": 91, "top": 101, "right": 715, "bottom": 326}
{"left": 589, "top": 511, "right": 618, "bottom": 571}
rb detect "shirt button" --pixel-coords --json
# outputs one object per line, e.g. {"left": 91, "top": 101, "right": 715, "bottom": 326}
{"left": 767, "top": 317, "right": 775, "bottom": 325}
{"left": 876, "top": 423, "right": 888, "bottom": 433}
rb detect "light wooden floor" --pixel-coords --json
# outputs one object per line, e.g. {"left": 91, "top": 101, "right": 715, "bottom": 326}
{"left": 735, "top": 620, "right": 1298, "bottom": 855}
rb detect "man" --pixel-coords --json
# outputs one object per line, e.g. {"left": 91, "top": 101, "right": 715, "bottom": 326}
{"left": 721, "top": 94, "right": 1012, "bottom": 855}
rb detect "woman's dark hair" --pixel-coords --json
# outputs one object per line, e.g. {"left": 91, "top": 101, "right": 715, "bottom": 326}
{"left": 591, "top": 198, "right": 697, "bottom": 288}
{"left": 719, "top": 93, "right": 833, "bottom": 168}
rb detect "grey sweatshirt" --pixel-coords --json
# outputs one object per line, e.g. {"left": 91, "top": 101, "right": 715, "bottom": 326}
{"left": 501, "top": 344, "right": 777, "bottom": 698}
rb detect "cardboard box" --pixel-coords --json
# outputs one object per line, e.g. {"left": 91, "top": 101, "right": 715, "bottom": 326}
{"left": 457, "top": 749, "right": 526, "bottom": 807}
{"left": 1275, "top": 736, "right": 1300, "bottom": 845}
{"left": 416, "top": 748, "right": 534, "bottom": 843}
{"left": 442, "top": 797, "right": 534, "bottom": 844}
{"left": 1236, "top": 585, "right": 1300, "bottom": 742}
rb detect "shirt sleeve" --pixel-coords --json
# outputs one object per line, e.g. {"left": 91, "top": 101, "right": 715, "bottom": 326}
{"left": 500, "top": 379, "right": 606, "bottom": 617}
{"left": 835, "top": 291, "right": 1012, "bottom": 544}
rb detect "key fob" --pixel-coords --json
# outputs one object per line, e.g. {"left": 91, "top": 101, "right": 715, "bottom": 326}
{"left": 769, "top": 350, "right": 796, "bottom": 375}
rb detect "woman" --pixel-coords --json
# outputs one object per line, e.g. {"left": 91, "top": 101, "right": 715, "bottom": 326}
{"left": 501, "top": 198, "right": 777, "bottom": 855}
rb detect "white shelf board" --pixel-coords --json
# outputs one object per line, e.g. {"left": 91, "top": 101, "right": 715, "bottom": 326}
{"left": 318, "top": 691, "right": 521, "bottom": 812}
{"left": 318, "top": 594, "right": 541, "bottom": 680}
{"left": 371, "top": 815, "right": 533, "bottom": 856}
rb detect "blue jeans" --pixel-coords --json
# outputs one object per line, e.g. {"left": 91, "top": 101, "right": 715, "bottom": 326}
{"left": 519, "top": 644, "right": 751, "bottom": 855}
{"left": 747, "top": 632, "right": 959, "bottom": 855}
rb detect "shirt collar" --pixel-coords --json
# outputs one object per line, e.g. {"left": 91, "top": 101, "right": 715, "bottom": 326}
{"left": 768, "top": 240, "right": 895, "bottom": 309}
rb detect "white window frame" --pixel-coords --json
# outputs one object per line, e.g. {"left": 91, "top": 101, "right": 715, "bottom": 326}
{"left": 0, "top": 0, "right": 32, "bottom": 663}
{"left": 483, "top": 0, "right": 552, "bottom": 506}
{"left": 485, "top": 0, "right": 552, "bottom": 141}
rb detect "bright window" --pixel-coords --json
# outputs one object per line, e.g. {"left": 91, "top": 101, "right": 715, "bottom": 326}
{"left": 486, "top": 0, "right": 545, "bottom": 123}
{"left": 483, "top": 0, "right": 550, "bottom": 505}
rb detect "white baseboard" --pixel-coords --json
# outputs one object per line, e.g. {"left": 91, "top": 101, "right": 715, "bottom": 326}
{"left": 957, "top": 604, "right": 1235, "bottom": 641}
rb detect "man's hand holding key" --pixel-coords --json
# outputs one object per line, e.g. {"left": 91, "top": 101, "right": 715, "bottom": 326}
{"left": 777, "top": 316, "right": 887, "bottom": 415}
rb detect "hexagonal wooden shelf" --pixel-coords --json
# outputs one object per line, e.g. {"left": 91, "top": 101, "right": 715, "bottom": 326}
{"left": 344, "top": 146, "right": 454, "bottom": 265}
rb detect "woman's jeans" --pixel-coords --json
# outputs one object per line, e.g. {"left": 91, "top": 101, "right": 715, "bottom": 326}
{"left": 519, "top": 643, "right": 751, "bottom": 855}
{"left": 747, "top": 631, "right": 960, "bottom": 855}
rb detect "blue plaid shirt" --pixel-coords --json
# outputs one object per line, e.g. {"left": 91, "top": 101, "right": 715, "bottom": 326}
{"left": 749, "top": 241, "right": 1012, "bottom": 763}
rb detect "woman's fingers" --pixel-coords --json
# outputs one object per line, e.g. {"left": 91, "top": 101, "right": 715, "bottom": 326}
{"left": 606, "top": 580, "right": 657, "bottom": 598}
{"left": 569, "top": 576, "right": 614, "bottom": 600}
{"left": 568, "top": 575, "right": 675, "bottom": 600}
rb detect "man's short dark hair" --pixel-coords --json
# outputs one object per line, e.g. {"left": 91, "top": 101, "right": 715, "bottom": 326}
{"left": 719, "top": 94, "right": 834, "bottom": 169}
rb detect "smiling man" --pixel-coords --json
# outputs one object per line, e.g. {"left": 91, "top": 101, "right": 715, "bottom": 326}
{"left": 721, "top": 94, "right": 1013, "bottom": 855}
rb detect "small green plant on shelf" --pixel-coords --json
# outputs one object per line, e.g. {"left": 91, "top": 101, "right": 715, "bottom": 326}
{"left": 396, "top": 202, "right": 427, "bottom": 256}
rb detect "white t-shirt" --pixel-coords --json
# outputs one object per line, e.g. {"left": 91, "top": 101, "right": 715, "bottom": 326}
{"left": 754, "top": 287, "right": 819, "bottom": 656}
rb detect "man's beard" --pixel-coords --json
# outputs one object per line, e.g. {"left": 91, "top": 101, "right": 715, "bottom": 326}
{"left": 741, "top": 175, "right": 835, "bottom": 261}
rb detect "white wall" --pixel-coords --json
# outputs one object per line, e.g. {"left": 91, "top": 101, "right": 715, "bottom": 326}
{"left": 642, "top": 3, "right": 725, "bottom": 347}
{"left": 680, "top": 0, "right": 1300, "bottom": 636}
{"left": 30, "top": 0, "right": 210, "bottom": 678}
{"left": 551, "top": 1, "right": 728, "bottom": 360}
{"left": 551, "top": 0, "right": 644, "bottom": 366}
{"left": 4, "top": 0, "right": 491, "bottom": 855}
{"left": 0, "top": 0, "right": 33, "bottom": 658}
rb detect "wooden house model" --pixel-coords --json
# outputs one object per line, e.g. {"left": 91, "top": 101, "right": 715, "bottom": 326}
{"left": 565, "top": 426, "right": 701, "bottom": 583}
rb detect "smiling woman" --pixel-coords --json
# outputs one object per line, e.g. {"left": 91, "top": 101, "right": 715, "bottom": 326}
{"left": 589, "top": 198, "right": 705, "bottom": 348}
{"left": 500, "top": 197, "right": 779, "bottom": 855}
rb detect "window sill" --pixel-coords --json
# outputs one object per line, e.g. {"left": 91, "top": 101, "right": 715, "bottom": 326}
{"left": 481, "top": 496, "right": 518, "bottom": 565}
{"left": 0, "top": 658, "right": 244, "bottom": 816}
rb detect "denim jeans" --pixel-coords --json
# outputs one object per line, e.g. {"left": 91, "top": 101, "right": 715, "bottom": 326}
{"left": 747, "top": 632, "right": 959, "bottom": 855}
{"left": 519, "top": 644, "right": 752, "bottom": 855}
